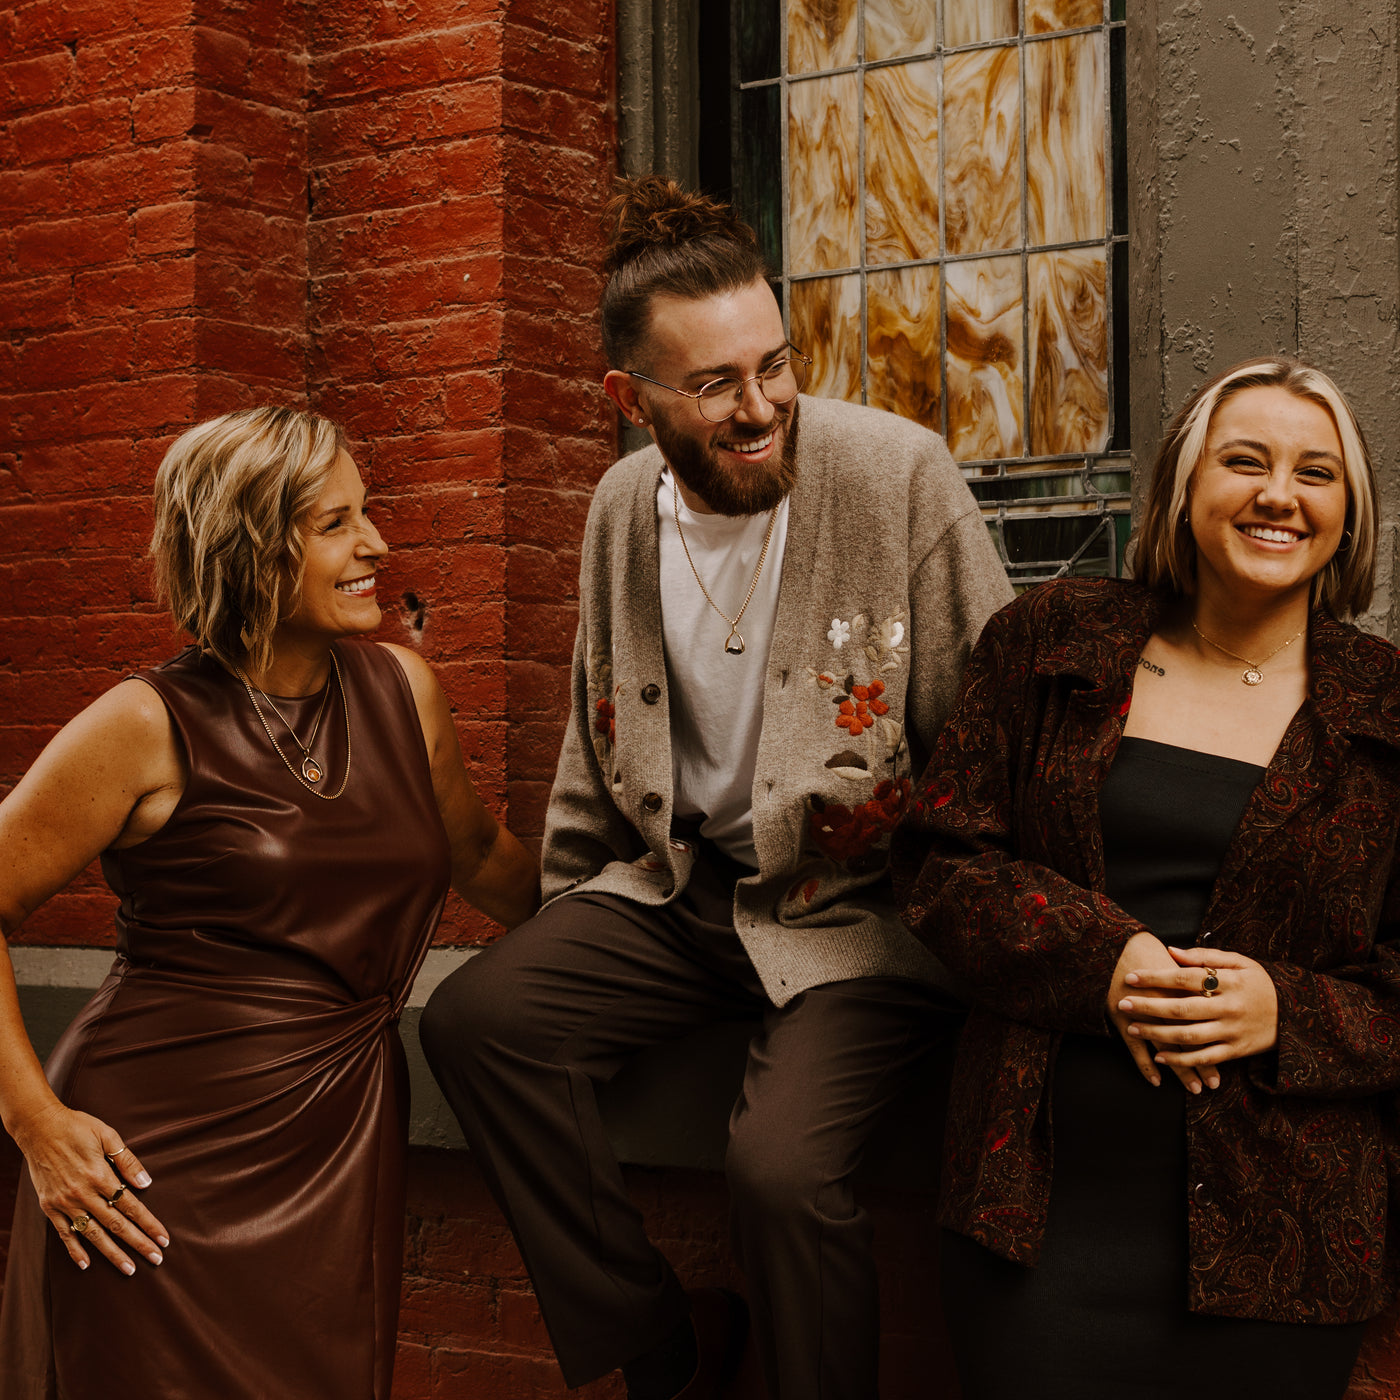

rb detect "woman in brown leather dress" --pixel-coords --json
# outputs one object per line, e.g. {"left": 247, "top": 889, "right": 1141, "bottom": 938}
{"left": 0, "top": 407, "right": 539, "bottom": 1399}
{"left": 894, "top": 358, "right": 1399, "bottom": 1399}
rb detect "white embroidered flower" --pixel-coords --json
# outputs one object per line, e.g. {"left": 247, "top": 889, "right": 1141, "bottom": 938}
{"left": 873, "top": 616, "right": 906, "bottom": 651}
{"left": 827, "top": 618, "right": 850, "bottom": 649}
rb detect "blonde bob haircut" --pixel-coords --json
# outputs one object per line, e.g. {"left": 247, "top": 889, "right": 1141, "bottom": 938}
{"left": 151, "top": 407, "right": 348, "bottom": 675}
{"left": 1131, "top": 356, "right": 1378, "bottom": 618}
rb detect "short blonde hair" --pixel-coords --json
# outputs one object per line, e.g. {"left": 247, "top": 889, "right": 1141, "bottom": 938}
{"left": 151, "top": 407, "right": 347, "bottom": 674}
{"left": 1130, "top": 356, "right": 1378, "bottom": 617}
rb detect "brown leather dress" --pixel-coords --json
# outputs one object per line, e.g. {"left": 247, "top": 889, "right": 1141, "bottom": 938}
{"left": 0, "top": 639, "right": 451, "bottom": 1399}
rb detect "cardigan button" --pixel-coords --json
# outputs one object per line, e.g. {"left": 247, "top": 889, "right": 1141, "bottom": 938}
{"left": 1193, "top": 1181, "right": 1213, "bottom": 1207}
{"left": 642, "top": 792, "right": 664, "bottom": 813}
{"left": 641, "top": 683, "right": 661, "bottom": 705}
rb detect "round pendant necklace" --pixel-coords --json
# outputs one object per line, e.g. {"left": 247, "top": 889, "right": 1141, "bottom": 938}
{"left": 671, "top": 475, "right": 780, "bottom": 655}
{"left": 237, "top": 651, "right": 351, "bottom": 797}
{"left": 1190, "top": 620, "right": 1306, "bottom": 686}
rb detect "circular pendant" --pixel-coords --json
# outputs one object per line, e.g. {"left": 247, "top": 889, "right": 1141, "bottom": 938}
{"left": 301, "top": 755, "right": 324, "bottom": 783}
{"left": 1241, "top": 669, "right": 1263, "bottom": 686}
{"left": 724, "top": 629, "right": 746, "bottom": 656}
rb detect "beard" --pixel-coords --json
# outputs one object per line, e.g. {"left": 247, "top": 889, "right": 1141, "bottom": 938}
{"left": 651, "top": 397, "right": 801, "bottom": 516}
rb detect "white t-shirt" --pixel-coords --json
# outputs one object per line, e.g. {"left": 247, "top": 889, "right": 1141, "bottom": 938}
{"left": 656, "top": 468, "right": 790, "bottom": 867}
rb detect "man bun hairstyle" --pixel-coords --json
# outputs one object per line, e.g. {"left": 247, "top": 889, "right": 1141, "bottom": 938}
{"left": 600, "top": 175, "right": 772, "bottom": 369}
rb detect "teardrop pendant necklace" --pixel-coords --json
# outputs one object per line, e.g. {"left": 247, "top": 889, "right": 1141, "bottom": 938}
{"left": 237, "top": 651, "right": 351, "bottom": 797}
{"left": 671, "top": 475, "right": 779, "bottom": 655}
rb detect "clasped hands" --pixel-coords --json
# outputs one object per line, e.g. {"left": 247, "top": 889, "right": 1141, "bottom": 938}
{"left": 1107, "top": 930, "right": 1278, "bottom": 1094}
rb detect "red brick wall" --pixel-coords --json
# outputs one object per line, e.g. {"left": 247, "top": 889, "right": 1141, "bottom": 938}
{"left": 1, "top": 0, "right": 312, "bottom": 943}
{"left": 1, "top": 0, "right": 616, "bottom": 946}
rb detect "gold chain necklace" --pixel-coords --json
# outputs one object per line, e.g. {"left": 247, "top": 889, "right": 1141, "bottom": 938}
{"left": 1190, "top": 620, "right": 1306, "bottom": 686}
{"left": 671, "top": 475, "right": 780, "bottom": 655}
{"left": 237, "top": 651, "right": 351, "bottom": 797}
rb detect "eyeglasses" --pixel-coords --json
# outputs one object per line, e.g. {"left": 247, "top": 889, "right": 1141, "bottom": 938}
{"left": 626, "top": 351, "right": 812, "bottom": 423}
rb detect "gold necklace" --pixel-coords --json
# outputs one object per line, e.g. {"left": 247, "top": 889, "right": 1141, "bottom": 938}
{"left": 238, "top": 651, "right": 351, "bottom": 797}
{"left": 1190, "top": 620, "right": 1306, "bottom": 686}
{"left": 671, "top": 475, "right": 780, "bottom": 655}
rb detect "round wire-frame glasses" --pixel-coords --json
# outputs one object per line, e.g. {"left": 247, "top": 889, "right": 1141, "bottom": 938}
{"left": 626, "top": 350, "right": 812, "bottom": 423}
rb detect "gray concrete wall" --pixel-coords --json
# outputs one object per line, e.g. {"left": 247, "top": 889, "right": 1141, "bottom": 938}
{"left": 1127, "top": 0, "right": 1400, "bottom": 635}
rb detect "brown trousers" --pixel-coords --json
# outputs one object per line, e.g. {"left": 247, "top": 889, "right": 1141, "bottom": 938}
{"left": 420, "top": 846, "right": 956, "bottom": 1398}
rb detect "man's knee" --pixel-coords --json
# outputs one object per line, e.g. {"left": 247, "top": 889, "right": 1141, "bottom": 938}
{"left": 726, "top": 1118, "right": 841, "bottom": 1223}
{"left": 419, "top": 951, "right": 516, "bottom": 1078}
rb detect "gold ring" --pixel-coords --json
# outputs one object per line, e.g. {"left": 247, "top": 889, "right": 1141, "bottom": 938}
{"left": 70, "top": 1214, "right": 92, "bottom": 1236}
{"left": 105, "top": 1184, "right": 127, "bottom": 1207}
{"left": 1202, "top": 968, "right": 1220, "bottom": 998}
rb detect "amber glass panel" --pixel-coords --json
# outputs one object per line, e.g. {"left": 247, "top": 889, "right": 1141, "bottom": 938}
{"left": 867, "top": 265, "right": 941, "bottom": 428}
{"left": 865, "top": 61, "right": 939, "bottom": 264}
{"left": 1026, "top": 0, "right": 1102, "bottom": 35}
{"left": 946, "top": 256, "right": 1024, "bottom": 459}
{"left": 944, "top": 0, "right": 1018, "bottom": 48}
{"left": 788, "top": 0, "right": 858, "bottom": 74}
{"left": 1026, "top": 34, "right": 1104, "bottom": 246}
{"left": 789, "top": 73, "right": 860, "bottom": 274}
{"left": 1028, "top": 249, "right": 1108, "bottom": 455}
{"left": 865, "top": 0, "right": 937, "bottom": 62}
{"left": 791, "top": 274, "right": 861, "bottom": 403}
{"left": 944, "top": 46, "right": 1021, "bottom": 255}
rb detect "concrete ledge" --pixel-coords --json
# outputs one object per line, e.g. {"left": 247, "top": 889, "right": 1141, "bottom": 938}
{"left": 15, "top": 951, "right": 948, "bottom": 1189}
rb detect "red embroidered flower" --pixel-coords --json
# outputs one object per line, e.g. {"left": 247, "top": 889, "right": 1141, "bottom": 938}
{"left": 595, "top": 696, "right": 616, "bottom": 745}
{"left": 835, "top": 696, "right": 873, "bottom": 734}
{"left": 808, "top": 778, "right": 912, "bottom": 866}
{"left": 835, "top": 679, "right": 890, "bottom": 733}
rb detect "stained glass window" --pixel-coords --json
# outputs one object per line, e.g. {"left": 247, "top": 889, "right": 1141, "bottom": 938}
{"left": 727, "top": 0, "right": 1130, "bottom": 586}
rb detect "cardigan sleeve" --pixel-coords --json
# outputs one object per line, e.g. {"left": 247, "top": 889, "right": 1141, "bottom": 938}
{"left": 892, "top": 595, "right": 1152, "bottom": 1034}
{"left": 538, "top": 505, "right": 648, "bottom": 900}
{"left": 903, "top": 438, "right": 1015, "bottom": 775}
{"left": 1254, "top": 867, "right": 1400, "bottom": 1096}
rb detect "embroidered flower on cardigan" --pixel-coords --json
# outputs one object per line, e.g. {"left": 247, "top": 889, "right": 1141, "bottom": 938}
{"left": 827, "top": 618, "right": 851, "bottom": 649}
{"left": 807, "top": 777, "right": 912, "bottom": 870}
{"left": 595, "top": 696, "right": 616, "bottom": 744}
{"left": 834, "top": 679, "right": 890, "bottom": 735}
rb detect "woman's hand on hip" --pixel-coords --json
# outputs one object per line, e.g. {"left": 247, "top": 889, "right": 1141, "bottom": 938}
{"left": 1116, "top": 945, "right": 1279, "bottom": 1078}
{"left": 1108, "top": 931, "right": 1210, "bottom": 1094}
{"left": 12, "top": 1102, "right": 168, "bottom": 1275}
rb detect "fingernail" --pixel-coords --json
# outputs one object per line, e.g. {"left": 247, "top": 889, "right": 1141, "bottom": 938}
{"left": 134, "top": 1172, "right": 152, "bottom": 1188}
{"left": 156, "top": 1235, "right": 170, "bottom": 1248}
{"left": 1128, "top": 1025, "right": 1141, "bottom": 1037}
{"left": 147, "top": 1251, "right": 163, "bottom": 1266}
{"left": 121, "top": 1260, "right": 136, "bottom": 1276}
{"left": 1189, "top": 1082, "right": 1201, "bottom": 1094}
{"left": 1125, "top": 973, "right": 1140, "bottom": 984}
{"left": 1148, "top": 1075, "right": 1161, "bottom": 1087}
{"left": 77, "top": 1259, "right": 88, "bottom": 1271}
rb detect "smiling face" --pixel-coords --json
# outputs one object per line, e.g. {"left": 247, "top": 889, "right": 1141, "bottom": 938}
{"left": 622, "top": 278, "right": 799, "bottom": 516}
{"left": 276, "top": 450, "right": 388, "bottom": 646}
{"left": 1188, "top": 385, "right": 1348, "bottom": 611}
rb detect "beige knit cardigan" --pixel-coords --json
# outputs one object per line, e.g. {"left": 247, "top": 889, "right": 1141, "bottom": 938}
{"left": 540, "top": 394, "right": 1014, "bottom": 1006}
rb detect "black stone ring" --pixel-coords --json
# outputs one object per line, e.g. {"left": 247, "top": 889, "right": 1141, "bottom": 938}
{"left": 1202, "top": 969, "right": 1220, "bottom": 997}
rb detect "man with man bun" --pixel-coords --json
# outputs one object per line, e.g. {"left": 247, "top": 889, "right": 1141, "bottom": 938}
{"left": 421, "top": 177, "right": 1012, "bottom": 1400}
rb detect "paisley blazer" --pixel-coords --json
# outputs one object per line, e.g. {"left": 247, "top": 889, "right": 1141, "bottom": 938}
{"left": 892, "top": 578, "right": 1400, "bottom": 1324}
